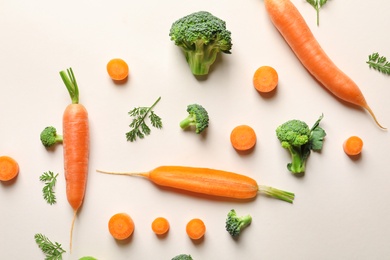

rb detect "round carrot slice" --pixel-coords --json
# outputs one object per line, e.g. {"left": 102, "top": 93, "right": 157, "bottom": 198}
{"left": 230, "top": 125, "right": 257, "bottom": 152}
{"left": 343, "top": 136, "right": 363, "bottom": 156}
{"left": 151, "top": 217, "right": 170, "bottom": 235}
{"left": 107, "top": 58, "right": 129, "bottom": 81}
{"left": 0, "top": 156, "right": 19, "bottom": 181}
{"left": 108, "top": 213, "right": 134, "bottom": 240}
{"left": 253, "top": 66, "right": 278, "bottom": 93}
{"left": 186, "top": 218, "right": 206, "bottom": 240}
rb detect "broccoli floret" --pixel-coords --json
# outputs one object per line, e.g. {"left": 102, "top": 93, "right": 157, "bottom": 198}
{"left": 40, "top": 126, "right": 63, "bottom": 148}
{"left": 225, "top": 209, "right": 252, "bottom": 237}
{"left": 169, "top": 11, "right": 232, "bottom": 76}
{"left": 171, "top": 254, "right": 193, "bottom": 260}
{"left": 275, "top": 114, "right": 326, "bottom": 174}
{"left": 179, "top": 104, "right": 209, "bottom": 134}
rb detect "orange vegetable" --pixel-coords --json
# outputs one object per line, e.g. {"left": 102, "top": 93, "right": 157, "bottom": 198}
{"left": 186, "top": 218, "right": 206, "bottom": 240}
{"left": 0, "top": 156, "right": 19, "bottom": 182}
{"left": 343, "top": 136, "right": 363, "bottom": 156}
{"left": 230, "top": 125, "right": 257, "bottom": 152}
{"left": 264, "top": 0, "right": 385, "bottom": 129}
{"left": 59, "top": 68, "right": 90, "bottom": 251}
{"left": 253, "top": 65, "right": 278, "bottom": 93}
{"left": 108, "top": 213, "right": 135, "bottom": 240}
{"left": 107, "top": 58, "right": 129, "bottom": 81}
{"left": 151, "top": 217, "right": 170, "bottom": 236}
{"left": 97, "top": 166, "right": 295, "bottom": 203}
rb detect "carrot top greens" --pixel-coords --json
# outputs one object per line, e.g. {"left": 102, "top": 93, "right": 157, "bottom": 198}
{"left": 306, "top": 0, "right": 328, "bottom": 26}
{"left": 59, "top": 67, "right": 79, "bottom": 104}
{"left": 367, "top": 52, "right": 390, "bottom": 75}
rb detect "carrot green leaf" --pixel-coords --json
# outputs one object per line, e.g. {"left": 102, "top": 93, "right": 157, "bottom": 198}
{"left": 39, "top": 171, "right": 59, "bottom": 205}
{"left": 34, "top": 233, "right": 66, "bottom": 260}
{"left": 366, "top": 52, "right": 390, "bottom": 75}
{"left": 306, "top": 0, "right": 328, "bottom": 26}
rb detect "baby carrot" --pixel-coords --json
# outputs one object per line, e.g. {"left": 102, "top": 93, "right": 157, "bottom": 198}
{"left": 97, "top": 166, "right": 295, "bottom": 203}
{"left": 253, "top": 66, "right": 278, "bottom": 93}
{"left": 264, "top": 0, "right": 385, "bottom": 129}
{"left": 107, "top": 58, "right": 129, "bottom": 81}
{"left": 343, "top": 136, "right": 363, "bottom": 156}
{"left": 230, "top": 125, "right": 257, "bottom": 152}
{"left": 108, "top": 213, "right": 135, "bottom": 240}
{"left": 186, "top": 218, "right": 206, "bottom": 240}
{"left": 0, "top": 156, "right": 19, "bottom": 182}
{"left": 151, "top": 217, "right": 170, "bottom": 236}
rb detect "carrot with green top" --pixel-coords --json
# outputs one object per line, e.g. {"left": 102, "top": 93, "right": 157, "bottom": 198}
{"left": 264, "top": 0, "right": 385, "bottom": 129}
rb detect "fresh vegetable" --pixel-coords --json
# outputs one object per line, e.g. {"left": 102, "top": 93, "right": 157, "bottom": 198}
{"left": 79, "top": 257, "right": 98, "bottom": 260}
{"left": 126, "top": 96, "right": 163, "bottom": 142}
{"left": 108, "top": 213, "right": 135, "bottom": 240}
{"left": 172, "top": 254, "right": 194, "bottom": 260}
{"left": 0, "top": 156, "right": 19, "bottom": 182}
{"left": 39, "top": 171, "right": 59, "bottom": 205}
{"left": 230, "top": 125, "right": 257, "bottom": 152}
{"left": 169, "top": 11, "right": 232, "bottom": 76}
{"left": 186, "top": 218, "right": 206, "bottom": 240}
{"left": 34, "top": 233, "right": 66, "bottom": 260}
{"left": 306, "top": 0, "right": 328, "bottom": 26}
{"left": 366, "top": 52, "right": 390, "bottom": 75}
{"left": 40, "top": 126, "right": 63, "bottom": 148}
{"left": 107, "top": 58, "right": 129, "bottom": 81}
{"left": 97, "top": 166, "right": 295, "bottom": 203}
{"left": 179, "top": 104, "right": 209, "bottom": 134}
{"left": 343, "top": 136, "right": 363, "bottom": 156}
{"left": 59, "top": 68, "right": 90, "bottom": 251}
{"left": 253, "top": 65, "right": 278, "bottom": 93}
{"left": 225, "top": 209, "right": 252, "bottom": 237}
{"left": 276, "top": 114, "right": 326, "bottom": 174}
{"left": 264, "top": 0, "right": 385, "bottom": 129}
{"left": 151, "top": 217, "right": 170, "bottom": 236}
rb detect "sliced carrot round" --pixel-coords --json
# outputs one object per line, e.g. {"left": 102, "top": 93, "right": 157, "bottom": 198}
{"left": 107, "top": 58, "right": 129, "bottom": 81}
{"left": 151, "top": 217, "right": 170, "bottom": 235}
{"left": 253, "top": 65, "right": 278, "bottom": 93}
{"left": 0, "top": 156, "right": 19, "bottom": 181}
{"left": 230, "top": 125, "right": 257, "bottom": 152}
{"left": 343, "top": 136, "right": 363, "bottom": 156}
{"left": 186, "top": 218, "right": 206, "bottom": 240}
{"left": 108, "top": 213, "right": 134, "bottom": 240}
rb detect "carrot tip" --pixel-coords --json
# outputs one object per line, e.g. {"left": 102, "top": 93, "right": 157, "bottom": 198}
{"left": 364, "top": 105, "right": 386, "bottom": 130}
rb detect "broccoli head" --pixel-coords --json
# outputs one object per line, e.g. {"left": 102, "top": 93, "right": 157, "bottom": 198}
{"left": 40, "top": 126, "right": 63, "bottom": 148}
{"left": 169, "top": 11, "right": 232, "bottom": 76}
{"left": 171, "top": 254, "right": 193, "bottom": 260}
{"left": 180, "top": 104, "right": 209, "bottom": 134}
{"left": 276, "top": 114, "right": 326, "bottom": 174}
{"left": 225, "top": 209, "right": 252, "bottom": 237}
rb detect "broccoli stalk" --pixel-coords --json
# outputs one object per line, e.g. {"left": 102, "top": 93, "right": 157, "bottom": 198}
{"left": 276, "top": 114, "right": 326, "bottom": 175}
{"left": 169, "top": 11, "right": 232, "bottom": 76}
{"left": 225, "top": 209, "right": 252, "bottom": 237}
{"left": 40, "top": 126, "right": 63, "bottom": 148}
{"left": 179, "top": 104, "right": 209, "bottom": 134}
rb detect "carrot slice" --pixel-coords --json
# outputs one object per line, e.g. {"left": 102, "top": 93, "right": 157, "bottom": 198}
{"left": 253, "top": 66, "right": 278, "bottom": 93}
{"left": 108, "top": 213, "right": 134, "bottom": 240}
{"left": 107, "top": 58, "right": 129, "bottom": 81}
{"left": 0, "top": 156, "right": 19, "bottom": 181}
{"left": 230, "top": 125, "right": 257, "bottom": 152}
{"left": 186, "top": 218, "right": 206, "bottom": 240}
{"left": 151, "top": 217, "right": 170, "bottom": 235}
{"left": 343, "top": 136, "right": 363, "bottom": 156}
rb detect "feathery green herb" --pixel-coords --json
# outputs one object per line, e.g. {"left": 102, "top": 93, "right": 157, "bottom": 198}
{"left": 366, "top": 52, "right": 390, "bottom": 75}
{"left": 34, "top": 233, "right": 66, "bottom": 260}
{"left": 126, "top": 96, "right": 163, "bottom": 142}
{"left": 306, "top": 0, "right": 328, "bottom": 26}
{"left": 39, "top": 171, "right": 59, "bottom": 205}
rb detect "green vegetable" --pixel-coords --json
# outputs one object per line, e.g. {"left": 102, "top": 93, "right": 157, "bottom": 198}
{"left": 172, "top": 254, "right": 193, "bottom": 260}
{"left": 34, "top": 233, "right": 66, "bottom": 260}
{"left": 40, "top": 126, "right": 63, "bottom": 148}
{"left": 366, "top": 52, "right": 390, "bottom": 75}
{"left": 79, "top": 257, "right": 98, "bottom": 260}
{"left": 306, "top": 0, "right": 328, "bottom": 26}
{"left": 225, "top": 209, "right": 252, "bottom": 237}
{"left": 125, "top": 97, "right": 163, "bottom": 142}
{"left": 39, "top": 171, "right": 59, "bottom": 205}
{"left": 169, "top": 11, "right": 232, "bottom": 76}
{"left": 276, "top": 114, "right": 326, "bottom": 175}
{"left": 179, "top": 104, "right": 209, "bottom": 134}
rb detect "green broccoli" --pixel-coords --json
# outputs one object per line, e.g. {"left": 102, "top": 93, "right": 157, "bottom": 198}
{"left": 179, "top": 104, "right": 209, "bottom": 134}
{"left": 171, "top": 254, "right": 193, "bottom": 260}
{"left": 40, "top": 126, "right": 63, "bottom": 148}
{"left": 225, "top": 209, "right": 252, "bottom": 237}
{"left": 169, "top": 11, "right": 232, "bottom": 76}
{"left": 275, "top": 114, "right": 326, "bottom": 174}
